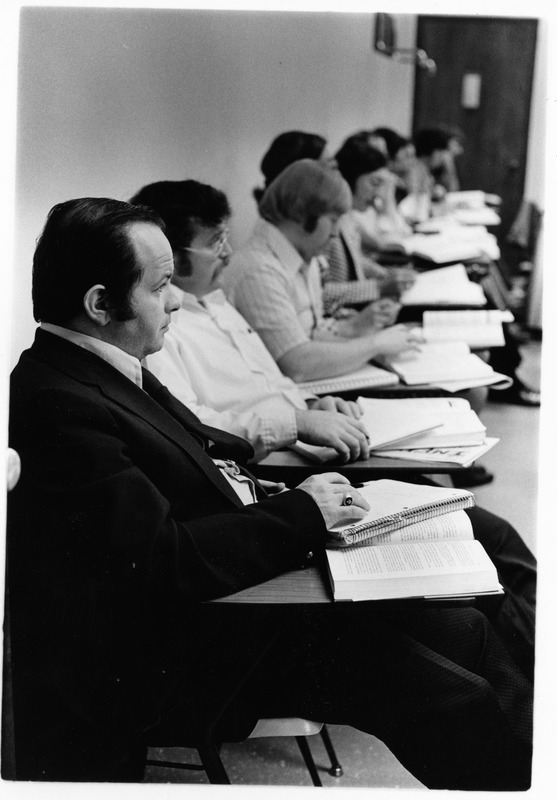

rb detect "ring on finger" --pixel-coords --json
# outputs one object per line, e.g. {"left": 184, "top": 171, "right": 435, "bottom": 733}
{"left": 342, "top": 492, "right": 354, "bottom": 507}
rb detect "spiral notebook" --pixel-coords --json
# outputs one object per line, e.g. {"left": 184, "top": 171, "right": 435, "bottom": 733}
{"left": 297, "top": 364, "right": 399, "bottom": 396}
{"left": 328, "top": 479, "right": 475, "bottom": 547}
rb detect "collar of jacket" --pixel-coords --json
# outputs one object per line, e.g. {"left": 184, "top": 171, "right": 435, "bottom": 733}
{"left": 30, "top": 329, "right": 256, "bottom": 507}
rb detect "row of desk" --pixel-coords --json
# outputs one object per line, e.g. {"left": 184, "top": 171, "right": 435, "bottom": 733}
{"left": 240, "top": 253, "right": 512, "bottom": 605}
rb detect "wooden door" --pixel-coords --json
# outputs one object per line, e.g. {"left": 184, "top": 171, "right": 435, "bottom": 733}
{"left": 413, "top": 16, "right": 538, "bottom": 241}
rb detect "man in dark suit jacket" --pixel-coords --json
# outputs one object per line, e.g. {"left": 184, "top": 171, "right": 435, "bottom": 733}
{"left": 5, "top": 198, "right": 535, "bottom": 788}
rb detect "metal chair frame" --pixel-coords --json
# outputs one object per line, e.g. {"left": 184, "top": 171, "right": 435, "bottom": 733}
{"left": 146, "top": 723, "right": 343, "bottom": 786}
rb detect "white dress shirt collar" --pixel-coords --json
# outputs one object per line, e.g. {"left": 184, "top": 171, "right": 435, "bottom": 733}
{"left": 41, "top": 322, "right": 144, "bottom": 389}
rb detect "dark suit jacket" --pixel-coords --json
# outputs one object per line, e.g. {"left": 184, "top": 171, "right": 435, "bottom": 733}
{"left": 7, "top": 329, "right": 325, "bottom": 765}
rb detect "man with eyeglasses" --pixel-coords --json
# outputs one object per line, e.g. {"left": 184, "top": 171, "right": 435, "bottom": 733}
{"left": 130, "top": 179, "right": 371, "bottom": 463}
{"left": 7, "top": 196, "right": 536, "bottom": 787}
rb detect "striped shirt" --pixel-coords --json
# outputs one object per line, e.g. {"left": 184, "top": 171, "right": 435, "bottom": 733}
{"left": 223, "top": 219, "right": 328, "bottom": 362}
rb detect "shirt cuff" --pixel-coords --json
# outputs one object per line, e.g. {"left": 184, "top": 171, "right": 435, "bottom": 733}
{"left": 250, "top": 408, "right": 299, "bottom": 462}
{"left": 264, "top": 406, "right": 298, "bottom": 450}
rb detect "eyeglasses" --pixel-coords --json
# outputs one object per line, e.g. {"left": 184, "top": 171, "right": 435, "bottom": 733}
{"left": 181, "top": 228, "right": 230, "bottom": 258}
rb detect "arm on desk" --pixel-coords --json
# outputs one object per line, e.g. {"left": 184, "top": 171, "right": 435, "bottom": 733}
{"left": 278, "top": 327, "right": 417, "bottom": 383}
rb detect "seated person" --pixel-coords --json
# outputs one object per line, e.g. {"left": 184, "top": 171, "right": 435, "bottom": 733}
{"left": 370, "top": 127, "right": 451, "bottom": 225}
{"left": 252, "top": 129, "right": 392, "bottom": 313}
{"left": 368, "top": 126, "right": 420, "bottom": 203}
{"left": 432, "top": 123, "right": 465, "bottom": 193}
{"left": 7, "top": 196, "right": 535, "bottom": 786}
{"left": 411, "top": 130, "right": 539, "bottom": 408}
{"left": 222, "top": 159, "right": 419, "bottom": 383}
{"left": 326, "top": 136, "right": 415, "bottom": 299}
{"left": 413, "top": 127, "right": 454, "bottom": 202}
{"left": 130, "top": 179, "right": 370, "bottom": 463}
{"left": 253, "top": 129, "right": 337, "bottom": 205}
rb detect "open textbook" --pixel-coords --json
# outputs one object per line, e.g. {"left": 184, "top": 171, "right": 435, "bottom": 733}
{"left": 401, "top": 229, "right": 500, "bottom": 264}
{"left": 400, "top": 263, "right": 487, "bottom": 307}
{"left": 327, "top": 479, "right": 475, "bottom": 547}
{"left": 359, "top": 396, "right": 486, "bottom": 449}
{"left": 379, "top": 341, "right": 513, "bottom": 391}
{"left": 421, "top": 308, "right": 514, "bottom": 349}
{"left": 326, "top": 509, "right": 502, "bottom": 601}
{"left": 443, "top": 190, "right": 502, "bottom": 210}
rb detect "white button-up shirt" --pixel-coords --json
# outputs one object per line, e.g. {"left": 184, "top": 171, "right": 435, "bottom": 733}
{"left": 145, "top": 287, "right": 314, "bottom": 462}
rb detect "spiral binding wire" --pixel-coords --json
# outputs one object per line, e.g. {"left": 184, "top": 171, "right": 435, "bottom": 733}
{"left": 331, "top": 494, "right": 476, "bottom": 547}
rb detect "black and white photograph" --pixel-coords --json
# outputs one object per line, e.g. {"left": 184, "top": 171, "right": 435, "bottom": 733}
{"left": 1, "top": 2, "right": 555, "bottom": 797}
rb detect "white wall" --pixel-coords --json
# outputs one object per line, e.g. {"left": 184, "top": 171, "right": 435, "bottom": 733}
{"left": 10, "top": 7, "right": 417, "bottom": 368}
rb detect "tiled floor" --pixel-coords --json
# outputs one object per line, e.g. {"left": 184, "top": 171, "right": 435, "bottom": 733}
{"left": 145, "top": 338, "right": 542, "bottom": 790}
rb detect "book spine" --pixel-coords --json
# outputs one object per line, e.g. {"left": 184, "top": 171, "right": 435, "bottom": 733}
{"left": 334, "top": 495, "right": 476, "bottom": 546}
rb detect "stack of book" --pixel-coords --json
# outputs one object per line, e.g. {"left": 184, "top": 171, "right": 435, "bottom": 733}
{"left": 326, "top": 479, "right": 502, "bottom": 601}
{"left": 289, "top": 396, "right": 498, "bottom": 468}
{"left": 358, "top": 396, "right": 499, "bottom": 468}
{"left": 378, "top": 340, "right": 513, "bottom": 392}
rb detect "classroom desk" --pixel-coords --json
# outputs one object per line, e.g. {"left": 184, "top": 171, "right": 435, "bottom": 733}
{"left": 214, "top": 559, "right": 476, "bottom": 606}
{"left": 250, "top": 449, "right": 461, "bottom": 486}
{"left": 214, "top": 563, "right": 331, "bottom": 604}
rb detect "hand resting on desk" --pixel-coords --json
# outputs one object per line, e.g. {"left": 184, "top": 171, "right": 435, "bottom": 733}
{"left": 307, "top": 395, "right": 362, "bottom": 419}
{"left": 294, "top": 408, "right": 371, "bottom": 463}
{"left": 379, "top": 266, "right": 418, "bottom": 298}
{"left": 296, "top": 472, "right": 370, "bottom": 530}
{"left": 353, "top": 298, "right": 401, "bottom": 331}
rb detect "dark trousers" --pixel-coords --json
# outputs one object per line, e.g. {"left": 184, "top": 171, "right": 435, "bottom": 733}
{"left": 9, "top": 511, "right": 535, "bottom": 789}
{"left": 151, "top": 600, "right": 532, "bottom": 791}
{"left": 466, "top": 505, "right": 536, "bottom": 682}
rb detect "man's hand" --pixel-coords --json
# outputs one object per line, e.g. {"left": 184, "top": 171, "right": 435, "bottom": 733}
{"left": 296, "top": 473, "right": 370, "bottom": 530}
{"left": 371, "top": 324, "right": 422, "bottom": 358}
{"left": 379, "top": 267, "right": 417, "bottom": 299}
{"left": 307, "top": 395, "right": 362, "bottom": 419}
{"left": 258, "top": 479, "right": 287, "bottom": 495}
{"left": 295, "top": 408, "right": 370, "bottom": 463}
{"left": 355, "top": 298, "right": 401, "bottom": 332}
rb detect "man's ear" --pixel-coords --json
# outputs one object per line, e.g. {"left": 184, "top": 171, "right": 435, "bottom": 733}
{"left": 83, "top": 284, "right": 111, "bottom": 327}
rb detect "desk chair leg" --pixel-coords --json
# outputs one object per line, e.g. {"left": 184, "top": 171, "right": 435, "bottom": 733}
{"left": 320, "top": 725, "right": 344, "bottom": 777}
{"left": 145, "top": 744, "right": 230, "bottom": 783}
{"left": 196, "top": 742, "right": 231, "bottom": 784}
{"left": 295, "top": 736, "right": 322, "bottom": 786}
